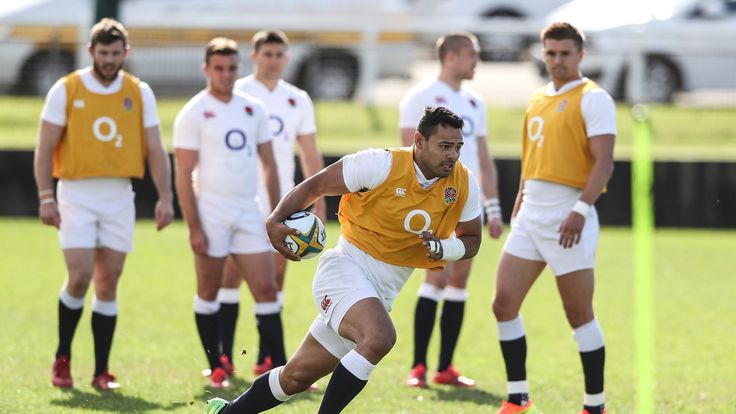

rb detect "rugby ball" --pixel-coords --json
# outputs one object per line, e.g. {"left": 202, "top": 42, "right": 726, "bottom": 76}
{"left": 282, "top": 211, "right": 326, "bottom": 259}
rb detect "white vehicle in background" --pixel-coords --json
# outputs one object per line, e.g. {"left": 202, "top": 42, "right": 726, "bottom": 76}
{"left": 0, "top": 0, "right": 416, "bottom": 99}
{"left": 535, "top": 0, "right": 736, "bottom": 102}
{"left": 412, "top": 0, "right": 571, "bottom": 61}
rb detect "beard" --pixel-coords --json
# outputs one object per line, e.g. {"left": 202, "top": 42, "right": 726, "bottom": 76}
{"left": 93, "top": 61, "right": 122, "bottom": 82}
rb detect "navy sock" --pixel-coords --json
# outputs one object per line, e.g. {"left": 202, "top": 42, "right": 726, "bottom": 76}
{"left": 224, "top": 372, "right": 283, "bottom": 413}
{"left": 500, "top": 336, "right": 527, "bottom": 404}
{"left": 218, "top": 302, "right": 239, "bottom": 360}
{"left": 91, "top": 312, "right": 117, "bottom": 375}
{"left": 255, "top": 313, "right": 286, "bottom": 367}
{"left": 581, "top": 346, "right": 606, "bottom": 414}
{"left": 56, "top": 300, "right": 83, "bottom": 358}
{"left": 438, "top": 299, "right": 464, "bottom": 371}
{"left": 195, "top": 312, "right": 222, "bottom": 370}
{"left": 318, "top": 362, "right": 368, "bottom": 414}
{"left": 412, "top": 297, "right": 438, "bottom": 367}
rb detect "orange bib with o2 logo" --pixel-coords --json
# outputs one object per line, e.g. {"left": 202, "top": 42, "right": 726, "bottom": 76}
{"left": 521, "top": 80, "right": 601, "bottom": 189}
{"left": 53, "top": 70, "right": 146, "bottom": 179}
{"left": 338, "top": 148, "right": 468, "bottom": 270}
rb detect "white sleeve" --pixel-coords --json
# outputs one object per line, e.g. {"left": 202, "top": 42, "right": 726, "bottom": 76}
{"left": 298, "top": 93, "right": 317, "bottom": 135}
{"left": 341, "top": 148, "right": 393, "bottom": 192}
{"left": 255, "top": 102, "right": 272, "bottom": 144}
{"left": 139, "top": 82, "right": 160, "bottom": 128}
{"left": 398, "top": 90, "right": 425, "bottom": 129}
{"left": 474, "top": 94, "right": 488, "bottom": 137}
{"left": 459, "top": 170, "right": 482, "bottom": 222}
{"left": 172, "top": 104, "right": 201, "bottom": 150}
{"left": 581, "top": 89, "right": 617, "bottom": 137}
{"left": 40, "top": 79, "right": 67, "bottom": 126}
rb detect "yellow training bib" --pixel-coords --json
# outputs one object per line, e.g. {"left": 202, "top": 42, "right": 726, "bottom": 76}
{"left": 53, "top": 70, "right": 146, "bottom": 179}
{"left": 339, "top": 148, "right": 469, "bottom": 270}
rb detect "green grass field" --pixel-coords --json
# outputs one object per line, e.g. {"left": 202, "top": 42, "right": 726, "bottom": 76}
{"left": 2, "top": 96, "right": 736, "bottom": 159}
{"left": 1, "top": 218, "right": 734, "bottom": 413}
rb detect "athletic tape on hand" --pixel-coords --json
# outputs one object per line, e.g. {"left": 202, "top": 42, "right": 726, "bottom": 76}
{"left": 427, "top": 240, "right": 441, "bottom": 255}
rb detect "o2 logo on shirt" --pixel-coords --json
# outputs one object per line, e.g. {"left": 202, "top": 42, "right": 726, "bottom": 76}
{"left": 269, "top": 115, "right": 285, "bottom": 139}
{"left": 225, "top": 129, "right": 248, "bottom": 152}
{"left": 461, "top": 116, "right": 475, "bottom": 138}
{"left": 403, "top": 209, "right": 432, "bottom": 234}
{"left": 92, "top": 116, "right": 123, "bottom": 148}
{"left": 527, "top": 116, "right": 544, "bottom": 147}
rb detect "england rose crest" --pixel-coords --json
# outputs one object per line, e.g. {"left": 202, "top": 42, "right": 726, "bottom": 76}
{"left": 444, "top": 187, "right": 457, "bottom": 204}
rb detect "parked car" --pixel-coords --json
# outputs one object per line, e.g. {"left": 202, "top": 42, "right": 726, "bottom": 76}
{"left": 0, "top": 0, "right": 416, "bottom": 99}
{"left": 533, "top": 0, "right": 736, "bottom": 102}
{"left": 412, "top": 0, "right": 571, "bottom": 61}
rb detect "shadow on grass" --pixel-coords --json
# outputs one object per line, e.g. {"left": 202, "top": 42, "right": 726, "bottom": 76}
{"left": 191, "top": 376, "right": 323, "bottom": 406}
{"left": 50, "top": 388, "right": 165, "bottom": 412}
{"left": 429, "top": 386, "right": 504, "bottom": 406}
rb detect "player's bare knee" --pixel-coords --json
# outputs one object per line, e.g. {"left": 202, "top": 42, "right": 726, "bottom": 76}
{"left": 197, "top": 286, "right": 219, "bottom": 301}
{"left": 65, "top": 277, "right": 91, "bottom": 297}
{"left": 563, "top": 306, "right": 594, "bottom": 328}
{"left": 357, "top": 328, "right": 396, "bottom": 361}
{"left": 279, "top": 366, "right": 314, "bottom": 395}
{"left": 250, "top": 280, "right": 279, "bottom": 302}
{"left": 492, "top": 296, "right": 518, "bottom": 321}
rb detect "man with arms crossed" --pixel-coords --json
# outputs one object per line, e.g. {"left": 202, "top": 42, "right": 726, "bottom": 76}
{"left": 35, "top": 18, "right": 174, "bottom": 391}
{"left": 215, "top": 29, "right": 325, "bottom": 376}
{"left": 492, "top": 22, "right": 615, "bottom": 414}
{"left": 400, "top": 32, "right": 503, "bottom": 388}
{"left": 205, "top": 106, "right": 482, "bottom": 413}
{"left": 174, "top": 37, "right": 286, "bottom": 388}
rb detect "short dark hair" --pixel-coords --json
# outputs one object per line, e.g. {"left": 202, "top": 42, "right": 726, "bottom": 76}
{"left": 436, "top": 33, "right": 477, "bottom": 63}
{"left": 252, "top": 30, "right": 289, "bottom": 52}
{"left": 90, "top": 18, "right": 128, "bottom": 49}
{"left": 205, "top": 37, "right": 239, "bottom": 64}
{"left": 417, "top": 106, "right": 464, "bottom": 140}
{"left": 541, "top": 22, "right": 585, "bottom": 51}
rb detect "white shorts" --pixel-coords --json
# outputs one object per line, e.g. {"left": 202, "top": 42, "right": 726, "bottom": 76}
{"left": 57, "top": 178, "right": 135, "bottom": 253}
{"left": 197, "top": 194, "right": 272, "bottom": 258}
{"left": 503, "top": 205, "right": 599, "bottom": 276}
{"left": 308, "top": 244, "right": 382, "bottom": 358}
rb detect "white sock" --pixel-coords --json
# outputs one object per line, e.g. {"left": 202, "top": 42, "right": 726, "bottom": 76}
{"left": 442, "top": 286, "right": 468, "bottom": 301}
{"left": 573, "top": 319, "right": 605, "bottom": 352}
{"left": 217, "top": 287, "right": 241, "bottom": 304}
{"left": 193, "top": 296, "right": 220, "bottom": 314}
{"left": 584, "top": 392, "right": 605, "bottom": 407}
{"left": 92, "top": 297, "right": 118, "bottom": 316}
{"left": 417, "top": 283, "right": 443, "bottom": 302}
{"left": 59, "top": 289, "right": 85, "bottom": 310}
{"left": 254, "top": 301, "right": 281, "bottom": 315}
{"left": 340, "top": 350, "right": 375, "bottom": 381}
{"left": 497, "top": 316, "right": 525, "bottom": 341}
{"left": 268, "top": 366, "right": 293, "bottom": 401}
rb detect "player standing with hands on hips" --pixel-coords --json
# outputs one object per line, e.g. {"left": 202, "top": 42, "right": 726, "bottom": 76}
{"left": 204, "top": 106, "right": 482, "bottom": 414}
{"left": 174, "top": 37, "right": 286, "bottom": 388}
{"left": 215, "top": 29, "right": 325, "bottom": 377}
{"left": 34, "top": 18, "right": 174, "bottom": 391}
{"left": 492, "top": 22, "right": 616, "bottom": 414}
{"left": 400, "top": 32, "right": 503, "bottom": 388}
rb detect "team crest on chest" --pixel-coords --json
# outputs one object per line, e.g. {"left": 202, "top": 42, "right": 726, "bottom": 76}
{"left": 435, "top": 96, "right": 446, "bottom": 104}
{"left": 444, "top": 187, "right": 457, "bottom": 204}
{"left": 244, "top": 106, "right": 253, "bottom": 116}
{"left": 203, "top": 111, "right": 215, "bottom": 119}
{"left": 469, "top": 98, "right": 477, "bottom": 108}
{"left": 288, "top": 97, "right": 297, "bottom": 107}
{"left": 123, "top": 97, "right": 133, "bottom": 111}
{"left": 556, "top": 99, "right": 568, "bottom": 112}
